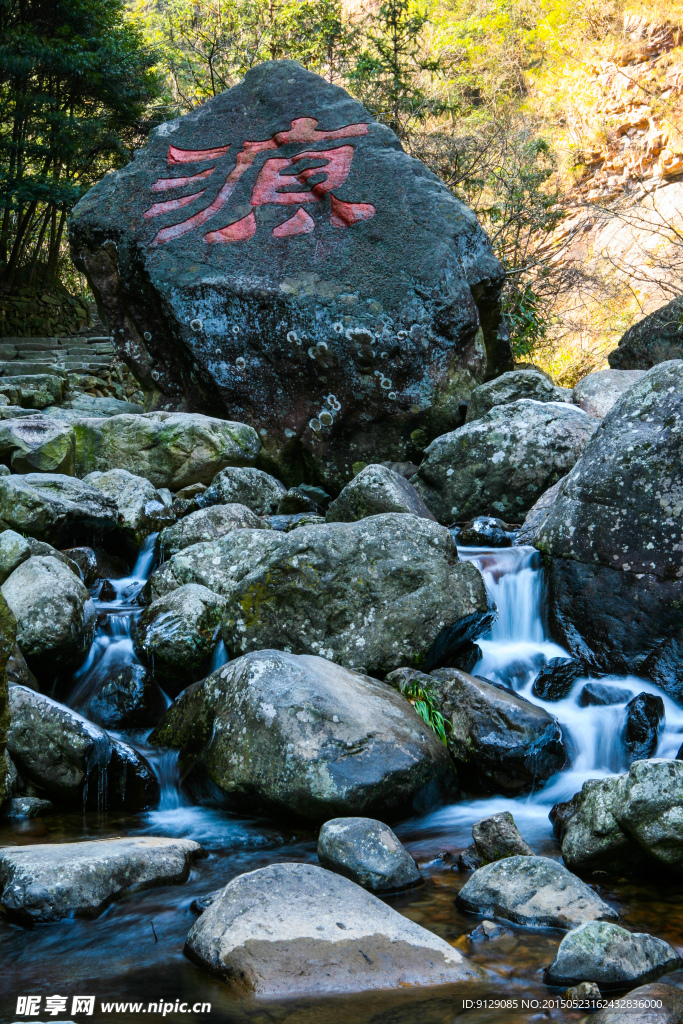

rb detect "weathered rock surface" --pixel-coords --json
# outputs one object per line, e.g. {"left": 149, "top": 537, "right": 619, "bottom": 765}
{"left": 0, "top": 373, "right": 67, "bottom": 410}
{"left": 184, "top": 862, "right": 483, "bottom": 994}
{"left": 7, "top": 685, "right": 159, "bottom": 809}
{"left": 0, "top": 837, "right": 202, "bottom": 923}
{"left": 84, "top": 468, "right": 176, "bottom": 553}
{"left": 0, "top": 417, "right": 75, "bottom": 474}
{"left": 457, "top": 516, "right": 514, "bottom": 547}
{"left": 72, "top": 412, "right": 260, "bottom": 490}
{"left": 471, "top": 812, "right": 533, "bottom": 863}
{"left": 534, "top": 362, "right": 683, "bottom": 698}
{"left": 532, "top": 658, "right": 583, "bottom": 701}
{"left": 413, "top": 400, "right": 597, "bottom": 523}
{"left": 0, "top": 472, "right": 118, "bottom": 546}
{"left": 573, "top": 368, "right": 646, "bottom": 419}
{"left": 151, "top": 650, "right": 453, "bottom": 821}
{"left": 0, "top": 529, "right": 31, "bottom": 584}
{"left": 69, "top": 60, "right": 510, "bottom": 489}
{"left": 591, "top": 982, "right": 683, "bottom": 1024}
{"left": 609, "top": 296, "right": 683, "bottom": 370}
{"left": 624, "top": 693, "right": 664, "bottom": 764}
{"left": 466, "top": 369, "right": 571, "bottom": 422}
{"left": 133, "top": 584, "right": 226, "bottom": 696}
{"left": 326, "top": 464, "right": 435, "bottom": 523}
{"left": 2, "top": 556, "right": 96, "bottom": 674}
{"left": 200, "top": 466, "right": 285, "bottom": 514}
{"left": 149, "top": 514, "right": 493, "bottom": 675}
{"left": 456, "top": 855, "right": 617, "bottom": 929}
{"left": 545, "top": 922, "right": 680, "bottom": 988}
{"left": 317, "top": 817, "right": 421, "bottom": 892}
{"left": 515, "top": 479, "right": 563, "bottom": 546}
{"left": 0, "top": 591, "right": 15, "bottom": 806}
{"left": 159, "top": 503, "right": 267, "bottom": 557}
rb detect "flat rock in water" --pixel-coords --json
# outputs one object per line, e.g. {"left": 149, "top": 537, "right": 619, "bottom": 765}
{"left": 545, "top": 921, "right": 681, "bottom": 988}
{"left": 455, "top": 855, "right": 618, "bottom": 929}
{"left": 184, "top": 861, "right": 484, "bottom": 994}
{"left": 0, "top": 837, "right": 202, "bottom": 923}
{"left": 317, "top": 817, "right": 421, "bottom": 892}
{"left": 69, "top": 60, "right": 510, "bottom": 488}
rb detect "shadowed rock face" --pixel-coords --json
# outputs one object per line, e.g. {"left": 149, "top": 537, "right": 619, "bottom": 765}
{"left": 609, "top": 296, "right": 683, "bottom": 370}
{"left": 69, "top": 60, "right": 510, "bottom": 488}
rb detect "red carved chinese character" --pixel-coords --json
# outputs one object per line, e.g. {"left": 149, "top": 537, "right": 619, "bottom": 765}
{"left": 144, "top": 118, "right": 376, "bottom": 245}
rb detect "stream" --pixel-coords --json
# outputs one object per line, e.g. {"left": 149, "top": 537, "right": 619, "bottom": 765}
{"left": 2, "top": 538, "right": 683, "bottom": 1023}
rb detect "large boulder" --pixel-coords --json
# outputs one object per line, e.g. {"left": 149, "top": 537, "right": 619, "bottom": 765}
{"left": 0, "top": 417, "right": 75, "bottom": 474}
{"left": 413, "top": 400, "right": 597, "bottom": 524}
{"left": 609, "top": 296, "right": 683, "bottom": 370}
{"left": 159, "top": 503, "right": 267, "bottom": 557}
{"left": 465, "top": 369, "right": 571, "bottom": 421}
{"left": 623, "top": 693, "right": 664, "bottom": 764}
{"left": 317, "top": 817, "right": 421, "bottom": 892}
{"left": 532, "top": 362, "right": 683, "bottom": 698}
{"left": 0, "top": 472, "right": 118, "bottom": 546}
{"left": 0, "top": 837, "right": 202, "bottom": 924}
{"left": 147, "top": 514, "right": 493, "bottom": 675}
{"left": 184, "top": 862, "right": 484, "bottom": 994}
{"left": 69, "top": 60, "right": 510, "bottom": 489}
{"left": 0, "top": 592, "right": 15, "bottom": 807}
{"left": 573, "top": 368, "right": 646, "bottom": 418}
{"left": 132, "top": 584, "right": 226, "bottom": 696}
{"left": 150, "top": 650, "right": 453, "bottom": 821}
{"left": 455, "top": 855, "right": 617, "bottom": 929}
{"left": 1, "top": 556, "right": 96, "bottom": 675}
{"left": 545, "top": 922, "right": 680, "bottom": 988}
{"left": 72, "top": 412, "right": 260, "bottom": 490}
{"left": 326, "top": 464, "right": 435, "bottom": 523}
{"left": 84, "top": 468, "right": 176, "bottom": 553}
{"left": 7, "top": 685, "right": 159, "bottom": 809}
{"left": 200, "top": 466, "right": 285, "bottom": 514}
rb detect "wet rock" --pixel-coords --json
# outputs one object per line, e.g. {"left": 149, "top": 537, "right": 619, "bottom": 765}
{"left": 149, "top": 514, "right": 493, "bottom": 675}
{"left": 2, "top": 556, "right": 96, "bottom": 675}
{"left": 427, "top": 669, "right": 567, "bottom": 794}
{"left": 466, "top": 369, "right": 571, "bottom": 422}
{"left": 0, "top": 591, "right": 15, "bottom": 806}
{"left": 0, "top": 836, "right": 202, "bottom": 924}
{"left": 83, "top": 469, "right": 176, "bottom": 553}
{"left": 7, "top": 685, "right": 159, "bottom": 809}
{"left": 579, "top": 682, "right": 633, "bottom": 707}
{"left": 151, "top": 650, "right": 453, "bottom": 821}
{"left": 515, "top": 479, "right": 564, "bottom": 546}
{"left": 0, "top": 373, "right": 67, "bottom": 410}
{"left": 200, "top": 466, "right": 286, "bottom": 515}
{"left": 0, "top": 417, "right": 75, "bottom": 474}
{"left": 457, "top": 517, "right": 514, "bottom": 547}
{"left": 545, "top": 921, "right": 680, "bottom": 988}
{"left": 277, "top": 487, "right": 319, "bottom": 514}
{"left": 7, "top": 644, "right": 38, "bottom": 690}
{"left": 444, "top": 641, "right": 481, "bottom": 674}
{"left": 534, "top": 362, "right": 683, "bottom": 699}
{"left": 532, "top": 658, "right": 583, "bottom": 701}
{"left": 133, "top": 584, "right": 226, "bottom": 697}
{"left": 591, "top": 981, "right": 683, "bottom": 1024}
{"left": 72, "top": 412, "right": 260, "bottom": 490}
{"left": 624, "top": 693, "right": 665, "bottom": 764}
{"left": 70, "top": 60, "right": 510, "bottom": 491}
{"left": 159, "top": 503, "right": 267, "bottom": 558}
{"left": 456, "top": 855, "right": 618, "bottom": 929}
{"left": 573, "top": 369, "right": 646, "bottom": 419}
{"left": 2, "top": 796, "right": 53, "bottom": 819}
{"left": 564, "top": 981, "right": 601, "bottom": 1003}
{"left": 549, "top": 796, "right": 580, "bottom": 843}
{"left": 469, "top": 920, "right": 515, "bottom": 944}
{"left": 191, "top": 889, "right": 222, "bottom": 914}
{"left": 26, "top": 537, "right": 82, "bottom": 575}
{"left": 609, "top": 296, "right": 683, "bottom": 370}
{"left": 317, "top": 817, "right": 421, "bottom": 892}
{"left": 470, "top": 812, "right": 533, "bottom": 863}
{"left": 413, "top": 400, "right": 597, "bottom": 524}
{"left": 61, "top": 546, "right": 128, "bottom": 587}
{"left": 184, "top": 861, "right": 483, "bottom": 994}
{"left": 0, "top": 472, "right": 118, "bottom": 546}
{"left": 326, "top": 464, "right": 435, "bottom": 523}
{"left": 0, "top": 529, "right": 31, "bottom": 584}
{"left": 75, "top": 662, "right": 167, "bottom": 731}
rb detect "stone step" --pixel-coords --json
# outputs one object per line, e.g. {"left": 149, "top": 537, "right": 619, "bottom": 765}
{"left": 62, "top": 360, "right": 111, "bottom": 371}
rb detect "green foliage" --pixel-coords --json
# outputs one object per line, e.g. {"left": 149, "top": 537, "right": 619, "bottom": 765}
{"left": 402, "top": 680, "right": 450, "bottom": 745}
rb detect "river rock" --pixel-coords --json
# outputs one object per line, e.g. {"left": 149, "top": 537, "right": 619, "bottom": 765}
{"left": 624, "top": 693, "right": 664, "bottom": 764}
{"left": 159, "top": 503, "right": 267, "bottom": 557}
{"left": 591, "top": 982, "right": 683, "bottom": 1024}
{"left": 471, "top": 812, "right": 533, "bottom": 863}
{"left": 0, "top": 591, "right": 15, "bottom": 806}
{"left": 133, "top": 584, "right": 226, "bottom": 696}
{"left": 151, "top": 650, "right": 453, "bottom": 821}
{"left": 573, "top": 369, "right": 646, "bottom": 418}
{"left": 83, "top": 469, "right": 176, "bottom": 552}
{"left": 0, "top": 417, "right": 75, "bottom": 474}
{"left": 0, "top": 529, "right": 31, "bottom": 584}
{"left": 458, "top": 517, "right": 514, "bottom": 547}
{"left": 2, "top": 556, "right": 96, "bottom": 675}
{"left": 72, "top": 412, "right": 260, "bottom": 490}
{"left": 0, "top": 836, "right": 202, "bottom": 924}
{"left": 61, "top": 546, "right": 128, "bottom": 587}
{"left": 545, "top": 922, "right": 681, "bottom": 988}
{"left": 149, "top": 514, "right": 493, "bottom": 675}
{"left": 428, "top": 669, "right": 567, "bottom": 794}
{"left": 579, "top": 682, "right": 633, "bottom": 707}
{"left": 532, "top": 658, "right": 583, "bottom": 701}
{"left": 200, "top": 466, "right": 286, "bottom": 514}
{"left": 184, "top": 861, "right": 483, "bottom": 994}
{"left": 69, "top": 60, "right": 510, "bottom": 490}
{"left": 609, "top": 296, "right": 683, "bottom": 370}
{"left": 466, "top": 369, "right": 571, "bottom": 422}
{"left": 0, "top": 472, "right": 118, "bottom": 546}
{"left": 413, "top": 400, "right": 597, "bottom": 523}
{"left": 456, "top": 855, "right": 617, "bottom": 929}
{"left": 317, "top": 817, "right": 421, "bottom": 892}
{"left": 533, "top": 361, "right": 683, "bottom": 699}
{"left": 2, "top": 795, "right": 53, "bottom": 819}
{"left": 73, "top": 661, "right": 167, "bottom": 731}
{"left": 326, "top": 464, "right": 435, "bottom": 523}
{"left": 7, "top": 685, "right": 159, "bottom": 809}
